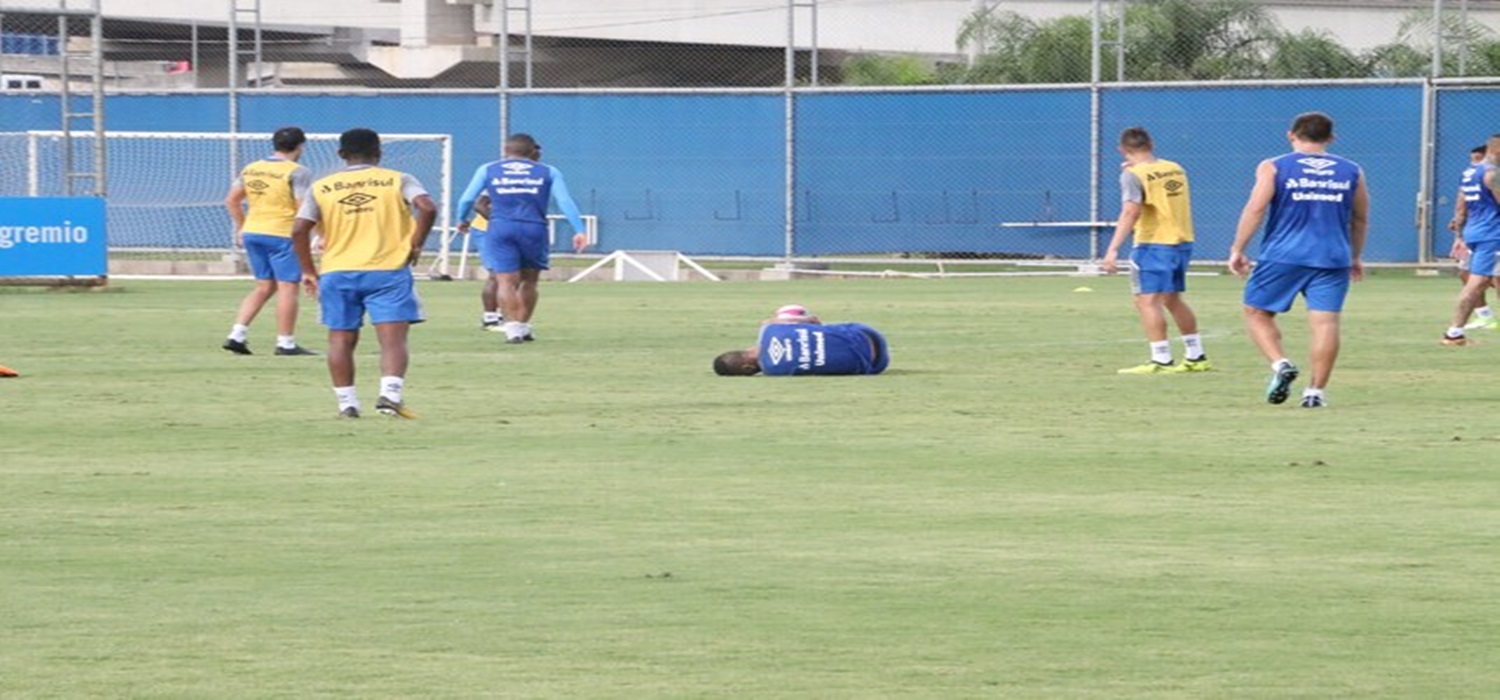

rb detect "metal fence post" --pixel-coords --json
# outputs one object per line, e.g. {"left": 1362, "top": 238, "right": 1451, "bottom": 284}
{"left": 1089, "top": 0, "right": 1103, "bottom": 259}
{"left": 784, "top": 0, "right": 796, "bottom": 262}
{"left": 1418, "top": 78, "right": 1437, "bottom": 264}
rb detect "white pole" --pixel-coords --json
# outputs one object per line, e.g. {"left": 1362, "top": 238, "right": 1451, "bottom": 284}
{"left": 1432, "top": 0, "right": 1443, "bottom": 78}
{"left": 1417, "top": 79, "right": 1436, "bottom": 264}
{"left": 1089, "top": 0, "right": 1102, "bottom": 259}
{"left": 27, "top": 131, "right": 40, "bottom": 196}
{"left": 439, "top": 136, "right": 453, "bottom": 277}
{"left": 784, "top": 0, "right": 796, "bottom": 262}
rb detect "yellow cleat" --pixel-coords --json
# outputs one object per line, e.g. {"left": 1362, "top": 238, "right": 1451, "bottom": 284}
{"left": 375, "top": 396, "right": 419, "bottom": 419}
{"left": 1117, "top": 362, "right": 1175, "bottom": 375}
{"left": 1173, "top": 358, "right": 1214, "bottom": 373}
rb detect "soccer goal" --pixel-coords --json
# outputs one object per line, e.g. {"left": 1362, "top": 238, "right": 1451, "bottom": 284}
{"left": 0, "top": 130, "right": 453, "bottom": 276}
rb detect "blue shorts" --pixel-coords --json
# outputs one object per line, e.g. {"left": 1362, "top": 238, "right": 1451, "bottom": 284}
{"left": 481, "top": 222, "right": 550, "bottom": 273}
{"left": 242, "top": 233, "right": 301, "bottom": 283}
{"left": 851, "top": 323, "right": 891, "bottom": 375}
{"left": 1468, "top": 239, "right": 1500, "bottom": 277}
{"left": 1243, "top": 261, "right": 1351, "bottom": 313}
{"left": 318, "top": 268, "right": 425, "bottom": 331}
{"left": 1129, "top": 243, "right": 1191, "bottom": 295}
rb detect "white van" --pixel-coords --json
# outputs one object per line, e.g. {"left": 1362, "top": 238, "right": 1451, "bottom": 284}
{"left": 1, "top": 74, "right": 45, "bottom": 90}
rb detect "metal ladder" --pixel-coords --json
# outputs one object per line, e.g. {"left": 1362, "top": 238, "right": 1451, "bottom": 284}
{"left": 227, "top": 0, "right": 263, "bottom": 175}
{"left": 57, "top": 0, "right": 105, "bottom": 196}
{"left": 497, "top": 0, "right": 532, "bottom": 137}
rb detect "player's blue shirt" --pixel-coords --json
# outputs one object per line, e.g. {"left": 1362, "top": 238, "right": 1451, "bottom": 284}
{"left": 757, "top": 323, "right": 889, "bottom": 376}
{"left": 1260, "top": 151, "right": 1362, "bottom": 269}
{"left": 455, "top": 158, "right": 585, "bottom": 233}
{"left": 1461, "top": 162, "right": 1500, "bottom": 244}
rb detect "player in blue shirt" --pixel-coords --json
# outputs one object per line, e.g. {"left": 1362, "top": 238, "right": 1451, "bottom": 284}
{"left": 712, "top": 315, "right": 890, "bottom": 376}
{"left": 1443, "top": 135, "right": 1500, "bottom": 346}
{"left": 455, "top": 133, "right": 587, "bottom": 344}
{"left": 1229, "top": 112, "right": 1369, "bottom": 408}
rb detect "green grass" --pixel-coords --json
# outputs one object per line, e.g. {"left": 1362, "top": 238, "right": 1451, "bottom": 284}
{"left": 2, "top": 274, "right": 1498, "bottom": 698}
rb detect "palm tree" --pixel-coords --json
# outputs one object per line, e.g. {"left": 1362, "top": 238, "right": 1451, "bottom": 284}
{"left": 1267, "top": 29, "right": 1367, "bottom": 80}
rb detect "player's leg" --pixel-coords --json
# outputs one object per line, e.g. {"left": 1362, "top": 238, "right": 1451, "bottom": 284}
{"left": 489, "top": 228, "right": 530, "bottom": 344}
{"left": 1298, "top": 267, "right": 1353, "bottom": 408}
{"left": 319, "top": 271, "right": 365, "bottom": 417}
{"left": 1446, "top": 250, "right": 1496, "bottom": 344}
{"left": 1242, "top": 261, "right": 1302, "bottom": 404}
{"left": 513, "top": 224, "right": 550, "bottom": 341}
{"left": 1119, "top": 245, "right": 1173, "bottom": 374}
{"left": 224, "top": 235, "right": 277, "bottom": 354}
{"left": 517, "top": 268, "right": 542, "bottom": 340}
{"left": 1163, "top": 245, "right": 1209, "bottom": 371}
{"left": 481, "top": 274, "right": 502, "bottom": 331}
{"left": 365, "top": 268, "right": 423, "bottom": 418}
{"left": 267, "top": 238, "right": 315, "bottom": 355}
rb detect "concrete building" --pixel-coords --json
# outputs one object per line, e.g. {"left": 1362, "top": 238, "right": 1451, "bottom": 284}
{"left": 1, "top": 0, "right": 1498, "bottom": 88}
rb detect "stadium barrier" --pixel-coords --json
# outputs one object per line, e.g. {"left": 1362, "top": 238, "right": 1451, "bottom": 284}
{"left": 3, "top": 79, "right": 1494, "bottom": 274}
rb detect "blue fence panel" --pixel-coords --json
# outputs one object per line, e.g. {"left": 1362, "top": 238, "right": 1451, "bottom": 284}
{"left": 510, "top": 93, "right": 785, "bottom": 255}
{"left": 1433, "top": 88, "right": 1500, "bottom": 259}
{"left": 1101, "top": 84, "right": 1422, "bottom": 263}
{"left": 795, "top": 89, "right": 1094, "bottom": 257}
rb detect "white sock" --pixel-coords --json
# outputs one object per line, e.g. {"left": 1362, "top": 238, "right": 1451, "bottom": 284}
{"left": 483, "top": 311, "right": 501, "bottom": 324}
{"left": 276, "top": 334, "right": 296, "bottom": 350}
{"left": 380, "top": 376, "right": 404, "bottom": 403}
{"left": 1303, "top": 387, "right": 1324, "bottom": 398}
{"left": 503, "top": 321, "right": 525, "bottom": 340}
{"left": 1478, "top": 306, "right": 1495, "bottom": 320}
{"left": 1149, "top": 341, "right": 1172, "bottom": 365}
{"left": 1272, "top": 358, "right": 1293, "bottom": 372}
{"left": 228, "top": 324, "right": 249, "bottom": 342}
{"left": 1447, "top": 326, "right": 1466, "bottom": 339}
{"left": 334, "top": 386, "right": 360, "bottom": 412}
{"left": 1181, "top": 333, "right": 1205, "bottom": 361}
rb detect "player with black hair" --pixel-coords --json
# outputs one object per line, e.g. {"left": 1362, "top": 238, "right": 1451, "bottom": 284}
{"left": 222, "top": 126, "right": 316, "bottom": 356}
{"left": 714, "top": 315, "right": 889, "bottom": 377}
{"left": 292, "top": 128, "right": 437, "bottom": 418}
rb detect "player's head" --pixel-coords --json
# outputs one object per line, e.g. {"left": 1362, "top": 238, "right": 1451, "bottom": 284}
{"left": 504, "top": 133, "right": 541, "bottom": 160}
{"left": 272, "top": 126, "right": 306, "bottom": 158}
{"left": 1485, "top": 134, "right": 1500, "bottom": 163}
{"left": 1287, "top": 112, "right": 1335, "bottom": 145}
{"left": 338, "top": 128, "right": 381, "bottom": 164}
{"left": 1471, "top": 145, "right": 1487, "bottom": 164}
{"left": 1118, "top": 126, "right": 1153, "bottom": 157}
{"left": 713, "top": 350, "right": 761, "bottom": 376}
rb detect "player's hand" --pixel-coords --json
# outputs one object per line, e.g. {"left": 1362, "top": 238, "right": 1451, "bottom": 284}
{"left": 1448, "top": 218, "right": 1461, "bottom": 233}
{"left": 1100, "top": 251, "right": 1119, "bottom": 275}
{"left": 407, "top": 246, "right": 423, "bottom": 267}
{"left": 1228, "top": 250, "right": 1252, "bottom": 278}
{"left": 572, "top": 232, "right": 589, "bottom": 253}
{"left": 1451, "top": 239, "right": 1470, "bottom": 261}
{"left": 301, "top": 274, "right": 319, "bottom": 298}
{"left": 456, "top": 221, "right": 470, "bottom": 234}
{"left": 233, "top": 230, "right": 243, "bottom": 249}
{"left": 1351, "top": 259, "right": 1364, "bottom": 283}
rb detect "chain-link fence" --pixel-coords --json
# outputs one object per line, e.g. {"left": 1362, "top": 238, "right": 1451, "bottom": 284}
{"left": 3, "top": 1, "right": 1500, "bottom": 274}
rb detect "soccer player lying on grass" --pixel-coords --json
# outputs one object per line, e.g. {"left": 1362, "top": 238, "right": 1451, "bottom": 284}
{"left": 713, "top": 307, "right": 890, "bottom": 377}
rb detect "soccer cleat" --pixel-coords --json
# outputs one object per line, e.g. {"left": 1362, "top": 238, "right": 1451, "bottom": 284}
{"left": 221, "top": 339, "right": 252, "bottom": 355}
{"left": 1299, "top": 394, "right": 1327, "bottom": 409}
{"left": 1174, "top": 357, "right": 1214, "bottom": 373}
{"left": 504, "top": 336, "right": 525, "bottom": 345}
{"left": 1463, "top": 317, "right": 1498, "bottom": 331}
{"left": 337, "top": 406, "right": 361, "bottom": 419}
{"left": 375, "top": 396, "right": 418, "bottom": 419}
{"left": 1117, "top": 362, "right": 1175, "bottom": 375}
{"left": 1265, "top": 362, "right": 1300, "bottom": 405}
{"left": 482, "top": 321, "right": 502, "bottom": 332}
{"left": 1441, "top": 334, "right": 1468, "bottom": 346}
{"left": 522, "top": 333, "right": 535, "bottom": 342}
{"left": 274, "top": 345, "right": 318, "bottom": 356}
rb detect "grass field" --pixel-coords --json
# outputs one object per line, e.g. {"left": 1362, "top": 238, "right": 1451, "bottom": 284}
{"left": 3, "top": 273, "right": 1499, "bottom": 698}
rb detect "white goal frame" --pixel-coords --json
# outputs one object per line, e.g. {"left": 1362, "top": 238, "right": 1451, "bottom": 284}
{"left": 13, "top": 130, "right": 456, "bottom": 276}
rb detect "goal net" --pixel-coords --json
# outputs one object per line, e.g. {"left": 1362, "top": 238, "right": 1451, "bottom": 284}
{"left": 0, "top": 130, "right": 454, "bottom": 275}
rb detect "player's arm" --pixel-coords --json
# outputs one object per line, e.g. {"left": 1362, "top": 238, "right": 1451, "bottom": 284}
{"left": 548, "top": 167, "right": 590, "bottom": 252}
{"left": 475, "top": 193, "right": 491, "bottom": 220}
{"left": 291, "top": 196, "right": 321, "bottom": 297}
{"left": 453, "top": 165, "right": 488, "bottom": 231}
{"left": 403, "top": 174, "right": 438, "bottom": 265}
{"left": 290, "top": 166, "right": 322, "bottom": 253}
{"left": 1102, "top": 170, "right": 1143, "bottom": 274}
{"left": 224, "top": 181, "right": 247, "bottom": 246}
{"left": 1349, "top": 169, "right": 1370, "bottom": 282}
{"left": 1228, "top": 159, "right": 1278, "bottom": 277}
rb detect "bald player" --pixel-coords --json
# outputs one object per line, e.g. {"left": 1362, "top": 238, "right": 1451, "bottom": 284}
{"left": 292, "top": 128, "right": 437, "bottom": 419}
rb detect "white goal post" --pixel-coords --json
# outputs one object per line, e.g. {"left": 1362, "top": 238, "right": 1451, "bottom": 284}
{"left": 1, "top": 130, "right": 454, "bottom": 273}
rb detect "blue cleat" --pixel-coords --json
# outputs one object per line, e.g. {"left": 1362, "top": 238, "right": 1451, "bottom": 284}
{"left": 1265, "top": 362, "right": 1300, "bottom": 405}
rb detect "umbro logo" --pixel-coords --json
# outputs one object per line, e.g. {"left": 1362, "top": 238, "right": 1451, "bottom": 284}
{"left": 1164, "top": 180, "right": 1184, "bottom": 193}
{"left": 246, "top": 180, "right": 269, "bottom": 191}
{"left": 502, "top": 162, "right": 533, "bottom": 174}
{"left": 768, "top": 338, "right": 792, "bottom": 365}
{"left": 338, "top": 193, "right": 377, "bottom": 207}
{"left": 1297, "top": 157, "right": 1337, "bottom": 171}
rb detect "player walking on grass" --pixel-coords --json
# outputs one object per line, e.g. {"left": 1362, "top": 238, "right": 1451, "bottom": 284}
{"left": 222, "top": 126, "right": 317, "bottom": 356}
{"left": 1444, "top": 135, "right": 1500, "bottom": 346}
{"left": 291, "top": 128, "right": 437, "bottom": 419}
{"left": 455, "top": 133, "right": 588, "bottom": 345}
{"left": 1101, "top": 126, "right": 1210, "bottom": 375}
{"left": 1450, "top": 145, "right": 1500, "bottom": 330}
{"left": 1229, "top": 112, "right": 1369, "bottom": 409}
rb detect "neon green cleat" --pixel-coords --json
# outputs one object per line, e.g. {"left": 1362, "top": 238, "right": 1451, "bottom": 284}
{"left": 1117, "top": 362, "right": 1175, "bottom": 375}
{"left": 1174, "top": 357, "right": 1214, "bottom": 373}
{"left": 1463, "top": 317, "right": 1498, "bottom": 331}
